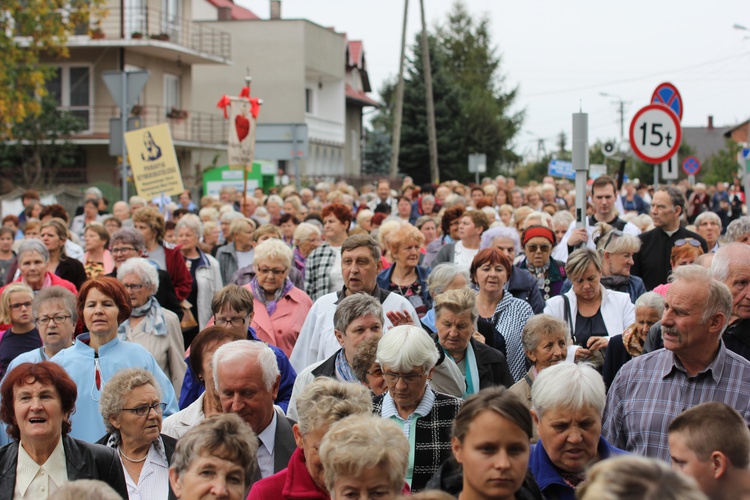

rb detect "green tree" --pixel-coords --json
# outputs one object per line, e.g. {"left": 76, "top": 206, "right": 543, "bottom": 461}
{"left": 0, "top": 97, "right": 86, "bottom": 188}
{"left": 0, "top": 0, "right": 104, "bottom": 134}
{"left": 701, "top": 139, "right": 741, "bottom": 186}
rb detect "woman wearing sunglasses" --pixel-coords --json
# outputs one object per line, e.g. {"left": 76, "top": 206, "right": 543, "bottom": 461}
{"left": 518, "top": 226, "right": 567, "bottom": 300}
{"left": 99, "top": 368, "right": 175, "bottom": 500}
{"left": 652, "top": 238, "right": 704, "bottom": 297}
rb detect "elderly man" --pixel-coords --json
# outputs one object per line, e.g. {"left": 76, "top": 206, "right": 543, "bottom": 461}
{"left": 603, "top": 265, "right": 750, "bottom": 461}
{"left": 695, "top": 211, "right": 723, "bottom": 253}
{"left": 178, "top": 284, "right": 295, "bottom": 412}
{"left": 631, "top": 186, "right": 707, "bottom": 290}
{"left": 216, "top": 217, "right": 255, "bottom": 285}
{"left": 290, "top": 234, "right": 421, "bottom": 372}
{"left": 669, "top": 402, "right": 750, "bottom": 500}
{"left": 112, "top": 200, "right": 133, "bottom": 227}
{"left": 213, "top": 340, "right": 296, "bottom": 483}
{"left": 725, "top": 217, "right": 750, "bottom": 245}
{"left": 368, "top": 179, "right": 398, "bottom": 213}
{"left": 241, "top": 195, "right": 257, "bottom": 218}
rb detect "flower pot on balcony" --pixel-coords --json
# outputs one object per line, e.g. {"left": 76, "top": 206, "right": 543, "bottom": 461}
{"left": 131, "top": 105, "right": 143, "bottom": 116}
{"left": 150, "top": 33, "right": 170, "bottom": 41}
{"left": 131, "top": 32, "right": 143, "bottom": 39}
{"left": 89, "top": 29, "right": 105, "bottom": 39}
{"left": 167, "top": 108, "right": 188, "bottom": 120}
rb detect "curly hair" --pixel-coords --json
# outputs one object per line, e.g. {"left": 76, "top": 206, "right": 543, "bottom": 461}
{"left": 132, "top": 207, "right": 166, "bottom": 243}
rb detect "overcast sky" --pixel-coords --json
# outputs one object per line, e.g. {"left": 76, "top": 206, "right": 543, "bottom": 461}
{"left": 236, "top": 0, "right": 750, "bottom": 159}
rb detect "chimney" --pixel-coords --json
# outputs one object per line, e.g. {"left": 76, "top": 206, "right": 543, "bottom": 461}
{"left": 270, "top": 0, "right": 281, "bottom": 19}
{"left": 708, "top": 115, "right": 714, "bottom": 129}
{"left": 217, "top": 6, "right": 232, "bottom": 20}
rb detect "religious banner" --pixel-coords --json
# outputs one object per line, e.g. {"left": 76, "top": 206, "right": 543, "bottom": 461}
{"left": 124, "top": 123, "right": 184, "bottom": 199}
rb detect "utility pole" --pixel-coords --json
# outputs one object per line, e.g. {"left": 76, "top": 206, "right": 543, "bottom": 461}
{"left": 389, "top": 0, "right": 409, "bottom": 179}
{"left": 420, "top": 0, "right": 439, "bottom": 184}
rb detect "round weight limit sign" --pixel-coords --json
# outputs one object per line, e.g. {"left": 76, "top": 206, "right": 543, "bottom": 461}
{"left": 629, "top": 104, "right": 682, "bottom": 164}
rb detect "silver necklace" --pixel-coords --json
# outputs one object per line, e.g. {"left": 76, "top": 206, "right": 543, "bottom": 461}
{"left": 119, "top": 447, "right": 148, "bottom": 463}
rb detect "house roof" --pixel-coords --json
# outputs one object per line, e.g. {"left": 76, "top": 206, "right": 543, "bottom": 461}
{"left": 348, "top": 41, "right": 363, "bottom": 68}
{"left": 346, "top": 83, "right": 379, "bottom": 107}
{"left": 724, "top": 119, "right": 750, "bottom": 138}
{"left": 205, "top": 0, "right": 259, "bottom": 20}
{"left": 682, "top": 125, "right": 731, "bottom": 162}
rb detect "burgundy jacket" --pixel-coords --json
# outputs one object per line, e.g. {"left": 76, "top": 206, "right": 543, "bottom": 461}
{"left": 164, "top": 245, "right": 193, "bottom": 302}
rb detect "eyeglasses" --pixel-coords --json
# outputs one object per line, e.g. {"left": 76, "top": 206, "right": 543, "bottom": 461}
{"left": 123, "top": 284, "right": 144, "bottom": 291}
{"left": 9, "top": 301, "right": 32, "bottom": 311}
{"left": 110, "top": 247, "right": 137, "bottom": 254}
{"left": 256, "top": 267, "right": 287, "bottom": 276}
{"left": 598, "top": 229, "right": 623, "bottom": 250}
{"left": 214, "top": 314, "right": 250, "bottom": 327}
{"left": 674, "top": 239, "right": 701, "bottom": 248}
{"left": 36, "top": 314, "right": 72, "bottom": 326}
{"left": 382, "top": 371, "right": 427, "bottom": 385}
{"left": 525, "top": 244, "right": 551, "bottom": 254}
{"left": 122, "top": 402, "right": 167, "bottom": 417}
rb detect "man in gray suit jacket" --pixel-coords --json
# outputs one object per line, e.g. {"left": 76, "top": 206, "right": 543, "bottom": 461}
{"left": 213, "top": 339, "right": 296, "bottom": 483}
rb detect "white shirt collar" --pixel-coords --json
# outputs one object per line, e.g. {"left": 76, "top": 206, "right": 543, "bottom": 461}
{"left": 16, "top": 435, "right": 67, "bottom": 496}
{"left": 257, "top": 407, "right": 279, "bottom": 454}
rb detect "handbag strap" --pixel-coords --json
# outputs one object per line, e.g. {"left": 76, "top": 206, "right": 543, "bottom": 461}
{"left": 562, "top": 294, "right": 577, "bottom": 344}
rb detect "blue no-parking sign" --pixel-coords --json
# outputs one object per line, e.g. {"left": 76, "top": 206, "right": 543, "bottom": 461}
{"left": 652, "top": 82, "right": 683, "bottom": 122}
{"left": 682, "top": 156, "right": 700, "bottom": 176}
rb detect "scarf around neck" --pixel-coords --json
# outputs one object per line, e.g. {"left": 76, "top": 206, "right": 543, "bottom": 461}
{"left": 118, "top": 297, "right": 168, "bottom": 339}
{"left": 250, "top": 276, "right": 294, "bottom": 316}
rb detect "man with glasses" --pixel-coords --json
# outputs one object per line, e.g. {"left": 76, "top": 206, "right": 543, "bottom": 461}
{"left": 107, "top": 227, "right": 183, "bottom": 319}
{"left": 632, "top": 186, "right": 707, "bottom": 291}
{"left": 178, "top": 284, "right": 296, "bottom": 412}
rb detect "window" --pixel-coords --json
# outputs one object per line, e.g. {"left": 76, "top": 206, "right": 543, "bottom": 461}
{"left": 162, "top": 0, "right": 180, "bottom": 39}
{"left": 164, "top": 74, "right": 180, "bottom": 114}
{"left": 45, "top": 65, "right": 91, "bottom": 131}
{"left": 305, "top": 88, "right": 313, "bottom": 114}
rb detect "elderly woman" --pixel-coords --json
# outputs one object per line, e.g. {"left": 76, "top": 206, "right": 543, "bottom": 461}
{"left": 434, "top": 288, "right": 513, "bottom": 395}
{"left": 652, "top": 238, "right": 704, "bottom": 297}
{"left": 169, "top": 413, "right": 258, "bottom": 500}
{"left": 319, "top": 415, "right": 409, "bottom": 500}
{"left": 0, "top": 283, "right": 40, "bottom": 379}
{"left": 99, "top": 368, "right": 175, "bottom": 499}
{"left": 52, "top": 277, "right": 177, "bottom": 443}
{"left": 292, "top": 222, "right": 322, "bottom": 282}
{"left": 198, "top": 220, "right": 220, "bottom": 255}
{"left": 355, "top": 209, "right": 374, "bottom": 233}
{"left": 351, "top": 335, "right": 387, "bottom": 396}
{"left": 132, "top": 206, "right": 193, "bottom": 302}
{"left": 5, "top": 287, "right": 76, "bottom": 375}
{"left": 415, "top": 216, "right": 438, "bottom": 254}
{"left": 175, "top": 215, "right": 222, "bottom": 337}
{"left": 471, "top": 248, "right": 533, "bottom": 382}
{"left": 0, "top": 239, "right": 77, "bottom": 295}
{"left": 518, "top": 226, "right": 566, "bottom": 300}
{"left": 70, "top": 199, "right": 102, "bottom": 240}
{"left": 529, "top": 362, "right": 625, "bottom": 500}
{"left": 429, "top": 387, "right": 544, "bottom": 498}
{"left": 424, "top": 205, "right": 464, "bottom": 268}
{"left": 108, "top": 228, "right": 183, "bottom": 318}
{"left": 481, "top": 226, "right": 545, "bottom": 313}
{"left": 40, "top": 219, "right": 87, "bottom": 289}
{"left": 0, "top": 362, "right": 127, "bottom": 498}
{"left": 432, "top": 211, "right": 490, "bottom": 271}
{"left": 247, "top": 239, "right": 312, "bottom": 357}
{"left": 373, "top": 325, "right": 463, "bottom": 492}
{"left": 695, "top": 211, "right": 722, "bottom": 252}
{"left": 117, "top": 258, "right": 186, "bottom": 395}
{"left": 544, "top": 249, "right": 634, "bottom": 367}
{"left": 603, "top": 292, "right": 664, "bottom": 388}
{"left": 162, "top": 326, "right": 244, "bottom": 439}
{"left": 103, "top": 216, "right": 123, "bottom": 236}
{"left": 82, "top": 223, "right": 114, "bottom": 279}
{"left": 305, "top": 203, "right": 352, "bottom": 301}
{"left": 377, "top": 223, "right": 431, "bottom": 317}
{"left": 584, "top": 223, "right": 646, "bottom": 303}
{"left": 249, "top": 378, "right": 373, "bottom": 499}
{"left": 421, "top": 263, "right": 469, "bottom": 334}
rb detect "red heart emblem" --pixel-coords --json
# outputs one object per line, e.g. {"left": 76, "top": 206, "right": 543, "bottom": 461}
{"left": 235, "top": 115, "right": 250, "bottom": 141}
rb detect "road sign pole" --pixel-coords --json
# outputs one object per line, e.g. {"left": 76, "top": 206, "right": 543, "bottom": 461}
{"left": 653, "top": 164, "right": 658, "bottom": 189}
{"left": 121, "top": 72, "right": 129, "bottom": 202}
{"left": 292, "top": 124, "right": 300, "bottom": 192}
{"left": 572, "top": 112, "right": 589, "bottom": 230}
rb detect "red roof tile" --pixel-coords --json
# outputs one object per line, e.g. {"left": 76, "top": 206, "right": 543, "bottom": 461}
{"left": 348, "top": 41, "right": 363, "bottom": 68}
{"left": 205, "top": 0, "right": 260, "bottom": 20}
{"left": 346, "top": 83, "right": 379, "bottom": 107}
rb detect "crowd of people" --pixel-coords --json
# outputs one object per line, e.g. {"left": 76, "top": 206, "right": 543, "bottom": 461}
{"left": 0, "top": 174, "right": 748, "bottom": 499}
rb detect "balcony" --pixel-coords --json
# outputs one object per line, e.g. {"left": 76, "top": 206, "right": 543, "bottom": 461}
{"left": 62, "top": 105, "right": 228, "bottom": 148}
{"left": 69, "top": 5, "right": 231, "bottom": 64}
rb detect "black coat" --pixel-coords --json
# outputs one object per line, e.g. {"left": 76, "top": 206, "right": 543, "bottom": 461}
{"left": 602, "top": 334, "right": 633, "bottom": 390}
{"left": 472, "top": 337, "right": 515, "bottom": 389}
{"left": 508, "top": 266, "right": 545, "bottom": 314}
{"left": 723, "top": 318, "right": 750, "bottom": 361}
{"left": 631, "top": 226, "right": 707, "bottom": 291}
{"left": 106, "top": 268, "right": 183, "bottom": 321}
{"left": 0, "top": 434, "right": 128, "bottom": 499}
{"left": 426, "top": 456, "right": 544, "bottom": 499}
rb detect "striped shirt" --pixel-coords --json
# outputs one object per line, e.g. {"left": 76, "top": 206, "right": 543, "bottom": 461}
{"left": 602, "top": 341, "right": 750, "bottom": 462}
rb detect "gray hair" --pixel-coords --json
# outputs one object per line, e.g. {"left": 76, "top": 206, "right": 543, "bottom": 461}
{"left": 726, "top": 217, "right": 750, "bottom": 243}
{"left": 565, "top": 248, "right": 602, "bottom": 281}
{"left": 376, "top": 325, "right": 439, "bottom": 372}
{"left": 117, "top": 258, "right": 159, "bottom": 295}
{"left": 333, "top": 293, "right": 383, "bottom": 334}
{"left": 17, "top": 239, "right": 49, "bottom": 263}
{"left": 175, "top": 214, "right": 202, "bottom": 239}
{"left": 480, "top": 226, "right": 521, "bottom": 254}
{"left": 634, "top": 292, "right": 664, "bottom": 316}
{"left": 265, "top": 194, "right": 283, "bottom": 207}
{"left": 531, "top": 362, "right": 606, "bottom": 420}
{"left": 296, "top": 378, "right": 373, "bottom": 435}
{"left": 433, "top": 288, "right": 478, "bottom": 326}
{"left": 551, "top": 210, "right": 574, "bottom": 229}
{"left": 292, "top": 222, "right": 321, "bottom": 247}
{"left": 111, "top": 227, "right": 146, "bottom": 252}
{"left": 198, "top": 207, "right": 219, "bottom": 222}
{"left": 695, "top": 211, "right": 722, "bottom": 230}
{"left": 253, "top": 238, "right": 293, "bottom": 269}
{"left": 53, "top": 480, "right": 122, "bottom": 500}
{"left": 170, "top": 413, "right": 258, "bottom": 487}
{"left": 32, "top": 286, "right": 77, "bottom": 323}
{"left": 670, "top": 265, "right": 732, "bottom": 328}
{"left": 521, "top": 314, "right": 568, "bottom": 353}
{"left": 213, "top": 340, "right": 279, "bottom": 392}
{"left": 221, "top": 211, "right": 243, "bottom": 224}
{"left": 84, "top": 187, "right": 103, "bottom": 201}
{"left": 426, "top": 263, "right": 470, "bottom": 297}
{"left": 99, "top": 368, "right": 160, "bottom": 434}
{"left": 129, "top": 195, "right": 146, "bottom": 207}
{"left": 712, "top": 242, "right": 750, "bottom": 282}
{"left": 524, "top": 211, "right": 553, "bottom": 229}
{"left": 595, "top": 222, "right": 642, "bottom": 255}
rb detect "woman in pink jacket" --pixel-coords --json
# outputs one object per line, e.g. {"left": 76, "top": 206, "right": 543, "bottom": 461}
{"left": 245, "top": 238, "right": 312, "bottom": 357}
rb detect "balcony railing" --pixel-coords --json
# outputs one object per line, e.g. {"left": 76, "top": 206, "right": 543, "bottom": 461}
{"left": 61, "top": 105, "right": 228, "bottom": 146}
{"left": 87, "top": 5, "right": 230, "bottom": 60}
